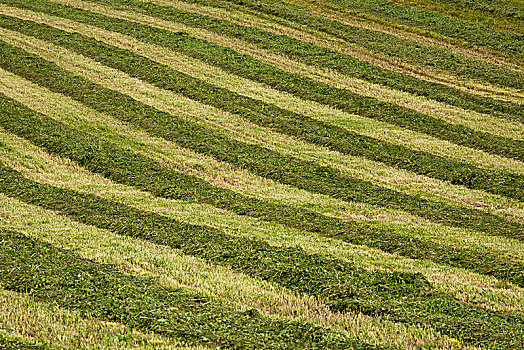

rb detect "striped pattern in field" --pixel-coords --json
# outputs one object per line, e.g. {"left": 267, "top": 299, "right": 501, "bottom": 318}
{"left": 0, "top": 0, "right": 522, "bottom": 349}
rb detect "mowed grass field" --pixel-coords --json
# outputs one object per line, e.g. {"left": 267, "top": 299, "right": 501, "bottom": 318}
{"left": 0, "top": 0, "right": 523, "bottom": 348}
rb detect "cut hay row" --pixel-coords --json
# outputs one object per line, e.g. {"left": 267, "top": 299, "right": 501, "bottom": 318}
{"left": 289, "top": 0, "right": 524, "bottom": 69}
{"left": 2, "top": 46, "right": 524, "bottom": 252}
{"left": 1, "top": 0, "right": 522, "bottom": 348}
{"left": 1, "top": 165, "right": 524, "bottom": 349}
{"left": 150, "top": 0, "right": 524, "bottom": 93}
{"left": 8, "top": 0, "right": 522, "bottom": 121}
{"left": 23, "top": 0, "right": 524, "bottom": 162}
{"left": 70, "top": 0, "right": 524, "bottom": 104}
{"left": 1, "top": 35, "right": 523, "bottom": 225}
{"left": 3, "top": 11, "right": 524, "bottom": 175}
{"left": 1, "top": 228, "right": 385, "bottom": 349}
{"left": 282, "top": 0, "right": 524, "bottom": 59}
{"left": 383, "top": 0, "right": 524, "bottom": 34}
{"left": 0, "top": 194, "right": 470, "bottom": 350}
{"left": 0, "top": 288, "right": 189, "bottom": 350}
{"left": 2, "top": 129, "right": 524, "bottom": 318}
{"left": 1, "top": 95, "right": 524, "bottom": 300}
{"left": 1, "top": 13, "right": 518, "bottom": 208}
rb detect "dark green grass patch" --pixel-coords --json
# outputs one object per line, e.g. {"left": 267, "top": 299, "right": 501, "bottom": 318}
{"left": 77, "top": 0, "right": 524, "bottom": 119}
{"left": 0, "top": 229, "right": 383, "bottom": 350}
{"left": 1, "top": 23, "right": 524, "bottom": 209}
{"left": 0, "top": 44, "right": 523, "bottom": 242}
{"left": 0, "top": 95, "right": 524, "bottom": 292}
{"left": 0, "top": 337, "right": 52, "bottom": 350}
{"left": 284, "top": 0, "right": 524, "bottom": 58}
{"left": 1, "top": 170, "right": 524, "bottom": 349}
{"left": 172, "top": 0, "right": 524, "bottom": 90}
{"left": 4, "top": 0, "right": 523, "bottom": 123}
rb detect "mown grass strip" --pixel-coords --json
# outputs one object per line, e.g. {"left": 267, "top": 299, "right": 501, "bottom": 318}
{"left": 0, "top": 229, "right": 383, "bottom": 350}
{"left": 163, "top": 0, "right": 524, "bottom": 91}
{"left": 56, "top": 0, "right": 524, "bottom": 120}
{"left": 2, "top": 15, "right": 524, "bottom": 207}
{"left": 2, "top": 54, "right": 523, "bottom": 228}
{"left": 154, "top": 0, "right": 524, "bottom": 103}
{"left": 1, "top": 43, "right": 524, "bottom": 242}
{"left": 0, "top": 288, "right": 188, "bottom": 350}
{"left": 1, "top": 96, "right": 524, "bottom": 293}
{"left": 0, "top": 336, "right": 52, "bottom": 350}
{"left": 3, "top": 127, "right": 524, "bottom": 317}
{"left": 287, "top": 0, "right": 524, "bottom": 58}
{"left": 388, "top": 0, "right": 524, "bottom": 34}
{"left": 1, "top": 168, "right": 524, "bottom": 349}
{"left": 3, "top": 132, "right": 524, "bottom": 319}
{"left": 18, "top": 0, "right": 524, "bottom": 148}
{"left": 1, "top": 194, "right": 470, "bottom": 350}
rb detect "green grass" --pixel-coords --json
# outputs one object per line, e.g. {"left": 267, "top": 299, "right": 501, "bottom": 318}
{"left": 291, "top": 0, "right": 524, "bottom": 57}
{"left": 71, "top": 0, "right": 524, "bottom": 119}
{"left": 1, "top": 22, "right": 524, "bottom": 221}
{"left": 2, "top": 165, "right": 524, "bottom": 348}
{"left": 0, "top": 229, "right": 383, "bottom": 350}
{"left": 168, "top": 0, "right": 524, "bottom": 90}
{"left": 1, "top": 0, "right": 523, "bottom": 347}
{"left": 1, "top": 95, "right": 524, "bottom": 291}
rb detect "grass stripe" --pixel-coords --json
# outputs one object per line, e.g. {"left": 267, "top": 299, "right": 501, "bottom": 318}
{"left": 291, "top": 0, "right": 524, "bottom": 58}
{"left": 149, "top": 0, "right": 524, "bottom": 106}
{"left": 0, "top": 194, "right": 470, "bottom": 350}
{"left": 0, "top": 229, "right": 383, "bottom": 350}
{"left": 161, "top": 0, "right": 524, "bottom": 92}
{"left": 0, "top": 288, "right": 189, "bottom": 350}
{"left": 1, "top": 32, "right": 522, "bottom": 227}
{"left": 1, "top": 95, "right": 524, "bottom": 295}
{"left": 300, "top": 1, "right": 524, "bottom": 75}
{"left": 3, "top": 130, "right": 524, "bottom": 317}
{"left": 0, "top": 336, "right": 52, "bottom": 350}
{"left": 27, "top": 0, "right": 524, "bottom": 155}
{"left": 3, "top": 14, "right": 524, "bottom": 211}
{"left": 1, "top": 43, "right": 524, "bottom": 247}
{"left": 11, "top": 4, "right": 523, "bottom": 180}
{"left": 60, "top": 0, "right": 524, "bottom": 120}
{"left": 1, "top": 167, "right": 524, "bottom": 349}
{"left": 387, "top": 0, "right": 524, "bottom": 33}
{"left": 88, "top": 0, "right": 524, "bottom": 106}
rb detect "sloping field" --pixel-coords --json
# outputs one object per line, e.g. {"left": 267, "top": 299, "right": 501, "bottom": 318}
{"left": 0, "top": 0, "right": 523, "bottom": 349}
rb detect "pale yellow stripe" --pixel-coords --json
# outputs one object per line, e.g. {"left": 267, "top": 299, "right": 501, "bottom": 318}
{"left": 0, "top": 195, "right": 472, "bottom": 350}
{"left": 0, "top": 289, "right": 192, "bottom": 350}
{"left": 1, "top": 22, "right": 523, "bottom": 225}
{"left": 43, "top": 0, "right": 524, "bottom": 136}
{"left": 1, "top": 130, "right": 524, "bottom": 318}
{"left": 143, "top": 0, "right": 524, "bottom": 102}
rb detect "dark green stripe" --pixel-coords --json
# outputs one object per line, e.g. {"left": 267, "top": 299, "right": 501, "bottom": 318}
{"left": 282, "top": 0, "right": 524, "bottom": 58}
{"left": 2, "top": 167, "right": 524, "bottom": 349}
{"left": 410, "top": 0, "right": 524, "bottom": 21}
{"left": 61, "top": 0, "right": 524, "bottom": 120}
{"left": 0, "top": 229, "right": 381, "bottom": 350}
{"left": 176, "top": 0, "right": 524, "bottom": 90}
{"left": 0, "top": 40, "right": 523, "bottom": 240}
{"left": 1, "top": 20, "right": 524, "bottom": 208}
{"left": 6, "top": 0, "right": 524, "bottom": 161}
{"left": 0, "top": 94, "right": 523, "bottom": 293}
